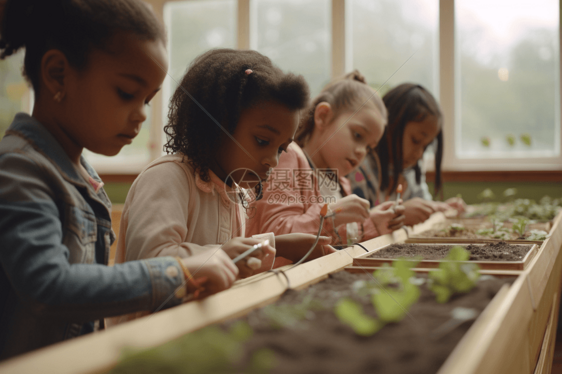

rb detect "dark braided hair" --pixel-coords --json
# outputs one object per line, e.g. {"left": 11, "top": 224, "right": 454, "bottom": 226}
{"left": 376, "top": 83, "right": 444, "bottom": 198}
{"left": 0, "top": 0, "right": 165, "bottom": 94}
{"left": 164, "top": 48, "right": 310, "bottom": 182}
{"left": 296, "top": 69, "right": 387, "bottom": 147}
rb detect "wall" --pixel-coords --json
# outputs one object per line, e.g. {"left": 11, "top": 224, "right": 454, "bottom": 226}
{"left": 104, "top": 181, "right": 562, "bottom": 206}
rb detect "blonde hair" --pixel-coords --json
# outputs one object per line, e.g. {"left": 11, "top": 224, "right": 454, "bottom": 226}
{"left": 296, "top": 70, "right": 387, "bottom": 147}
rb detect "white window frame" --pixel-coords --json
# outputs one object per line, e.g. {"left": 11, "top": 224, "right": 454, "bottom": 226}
{"left": 20, "top": 0, "right": 559, "bottom": 173}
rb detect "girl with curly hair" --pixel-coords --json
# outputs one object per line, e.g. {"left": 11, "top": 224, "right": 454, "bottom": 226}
{"left": 116, "top": 49, "right": 334, "bottom": 292}
{"left": 246, "top": 71, "right": 405, "bottom": 249}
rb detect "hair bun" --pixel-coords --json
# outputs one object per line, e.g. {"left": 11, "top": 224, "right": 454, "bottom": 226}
{"left": 0, "top": 0, "right": 44, "bottom": 59}
{"left": 344, "top": 69, "right": 367, "bottom": 84}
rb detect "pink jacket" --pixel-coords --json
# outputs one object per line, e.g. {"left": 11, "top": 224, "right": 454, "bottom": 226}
{"left": 246, "top": 143, "right": 380, "bottom": 243}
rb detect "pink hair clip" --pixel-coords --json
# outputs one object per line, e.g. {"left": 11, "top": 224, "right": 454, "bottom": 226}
{"left": 245, "top": 69, "right": 253, "bottom": 75}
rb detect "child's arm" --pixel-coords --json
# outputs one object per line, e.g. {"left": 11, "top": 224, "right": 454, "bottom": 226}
{"left": 247, "top": 145, "right": 370, "bottom": 245}
{"left": 121, "top": 161, "right": 228, "bottom": 262}
{"left": 246, "top": 145, "right": 338, "bottom": 238}
{"left": 0, "top": 154, "right": 193, "bottom": 320}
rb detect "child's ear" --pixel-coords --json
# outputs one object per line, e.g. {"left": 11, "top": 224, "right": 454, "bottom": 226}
{"left": 314, "top": 102, "right": 333, "bottom": 131}
{"left": 40, "top": 50, "right": 70, "bottom": 100}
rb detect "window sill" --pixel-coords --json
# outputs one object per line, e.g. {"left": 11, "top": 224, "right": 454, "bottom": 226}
{"left": 426, "top": 170, "right": 562, "bottom": 183}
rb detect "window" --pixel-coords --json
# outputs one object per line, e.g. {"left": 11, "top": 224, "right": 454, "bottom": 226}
{"left": 5, "top": 0, "right": 559, "bottom": 173}
{"left": 163, "top": 0, "right": 237, "bottom": 127}
{"left": 0, "top": 51, "right": 30, "bottom": 139}
{"left": 253, "top": 0, "right": 331, "bottom": 96}
{"left": 456, "top": 0, "right": 560, "bottom": 159}
{"left": 350, "top": 0, "right": 439, "bottom": 96}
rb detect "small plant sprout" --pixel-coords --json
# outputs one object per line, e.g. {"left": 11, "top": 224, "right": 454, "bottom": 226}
{"left": 481, "top": 136, "right": 491, "bottom": 147}
{"left": 527, "top": 230, "right": 549, "bottom": 241}
{"left": 502, "top": 188, "right": 517, "bottom": 200}
{"left": 490, "top": 216, "right": 504, "bottom": 232}
{"left": 506, "top": 134, "right": 515, "bottom": 146}
{"left": 476, "top": 228, "right": 494, "bottom": 236}
{"left": 335, "top": 259, "right": 421, "bottom": 336}
{"left": 431, "top": 307, "right": 478, "bottom": 340}
{"left": 512, "top": 217, "right": 529, "bottom": 238}
{"left": 477, "top": 188, "right": 495, "bottom": 201}
{"left": 261, "top": 294, "right": 323, "bottom": 329}
{"left": 109, "top": 322, "right": 275, "bottom": 374}
{"left": 449, "top": 223, "right": 465, "bottom": 232}
{"left": 334, "top": 299, "right": 383, "bottom": 336}
{"left": 428, "top": 246, "right": 480, "bottom": 303}
{"left": 520, "top": 133, "right": 532, "bottom": 146}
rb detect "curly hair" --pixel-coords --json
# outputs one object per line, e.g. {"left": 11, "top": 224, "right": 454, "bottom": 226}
{"left": 376, "top": 83, "right": 443, "bottom": 198}
{"left": 164, "top": 48, "right": 310, "bottom": 182}
{"left": 0, "top": 0, "right": 165, "bottom": 94}
{"left": 296, "top": 69, "right": 387, "bottom": 147}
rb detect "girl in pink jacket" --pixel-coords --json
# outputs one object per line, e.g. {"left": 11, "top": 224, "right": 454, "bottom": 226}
{"left": 247, "top": 71, "right": 405, "bottom": 251}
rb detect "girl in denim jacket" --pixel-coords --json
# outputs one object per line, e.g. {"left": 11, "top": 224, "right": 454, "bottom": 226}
{"left": 0, "top": 0, "right": 242, "bottom": 359}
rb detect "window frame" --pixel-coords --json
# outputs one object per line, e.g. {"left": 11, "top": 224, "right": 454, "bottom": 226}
{"left": 17, "top": 0, "right": 561, "bottom": 174}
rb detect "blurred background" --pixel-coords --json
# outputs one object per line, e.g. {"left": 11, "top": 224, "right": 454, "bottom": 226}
{"left": 1, "top": 0, "right": 560, "bottom": 204}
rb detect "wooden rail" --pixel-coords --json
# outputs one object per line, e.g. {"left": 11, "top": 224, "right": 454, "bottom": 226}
{"left": 0, "top": 211, "right": 560, "bottom": 374}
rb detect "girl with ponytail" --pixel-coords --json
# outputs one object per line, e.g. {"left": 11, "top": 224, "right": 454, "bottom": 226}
{"left": 247, "top": 71, "right": 405, "bottom": 252}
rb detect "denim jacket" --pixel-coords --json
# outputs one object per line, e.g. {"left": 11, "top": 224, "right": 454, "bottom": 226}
{"left": 0, "top": 113, "right": 186, "bottom": 360}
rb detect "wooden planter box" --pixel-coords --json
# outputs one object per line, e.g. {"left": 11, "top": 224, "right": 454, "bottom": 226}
{"left": 406, "top": 237, "right": 545, "bottom": 245}
{"left": 345, "top": 266, "right": 524, "bottom": 279}
{"left": 352, "top": 243, "right": 539, "bottom": 271}
{"left": 405, "top": 212, "right": 550, "bottom": 245}
{"left": 0, "top": 211, "right": 560, "bottom": 374}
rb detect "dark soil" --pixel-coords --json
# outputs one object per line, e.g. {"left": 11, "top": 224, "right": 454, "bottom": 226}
{"left": 233, "top": 271, "right": 512, "bottom": 374}
{"left": 418, "top": 221, "right": 549, "bottom": 240}
{"left": 369, "top": 242, "right": 532, "bottom": 262}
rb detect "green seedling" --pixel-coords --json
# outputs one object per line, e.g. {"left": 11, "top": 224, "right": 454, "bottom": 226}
{"left": 481, "top": 136, "right": 491, "bottom": 147}
{"left": 506, "top": 134, "right": 515, "bottom": 146}
{"left": 520, "top": 133, "right": 532, "bottom": 146}
{"left": 335, "top": 259, "right": 421, "bottom": 336}
{"left": 449, "top": 223, "right": 465, "bottom": 232}
{"left": 334, "top": 299, "right": 383, "bottom": 336}
{"left": 476, "top": 228, "right": 493, "bottom": 236}
{"left": 503, "top": 188, "right": 517, "bottom": 200}
{"left": 527, "top": 230, "right": 548, "bottom": 241}
{"left": 261, "top": 294, "right": 323, "bottom": 329}
{"left": 468, "top": 194, "right": 560, "bottom": 222}
{"left": 512, "top": 217, "right": 529, "bottom": 238}
{"left": 491, "top": 231, "right": 510, "bottom": 240}
{"left": 428, "top": 246, "right": 480, "bottom": 303}
{"left": 477, "top": 188, "right": 495, "bottom": 201}
{"left": 109, "top": 322, "right": 274, "bottom": 374}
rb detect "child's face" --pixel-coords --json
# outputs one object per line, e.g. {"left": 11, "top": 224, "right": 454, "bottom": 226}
{"left": 62, "top": 32, "right": 167, "bottom": 156}
{"left": 401, "top": 115, "right": 440, "bottom": 169}
{"left": 215, "top": 101, "right": 299, "bottom": 186}
{"left": 316, "top": 106, "right": 385, "bottom": 176}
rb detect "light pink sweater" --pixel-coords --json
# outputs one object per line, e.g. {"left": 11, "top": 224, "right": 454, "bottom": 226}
{"left": 246, "top": 143, "right": 379, "bottom": 243}
{"left": 110, "top": 154, "right": 274, "bottom": 325}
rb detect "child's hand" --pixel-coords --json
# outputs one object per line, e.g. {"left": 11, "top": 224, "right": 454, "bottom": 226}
{"left": 221, "top": 237, "right": 276, "bottom": 278}
{"left": 370, "top": 201, "right": 406, "bottom": 235}
{"left": 181, "top": 249, "right": 238, "bottom": 297}
{"left": 275, "top": 233, "right": 335, "bottom": 263}
{"left": 330, "top": 195, "right": 370, "bottom": 227}
{"left": 431, "top": 201, "right": 451, "bottom": 212}
{"left": 445, "top": 196, "right": 466, "bottom": 214}
{"left": 403, "top": 197, "right": 436, "bottom": 226}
